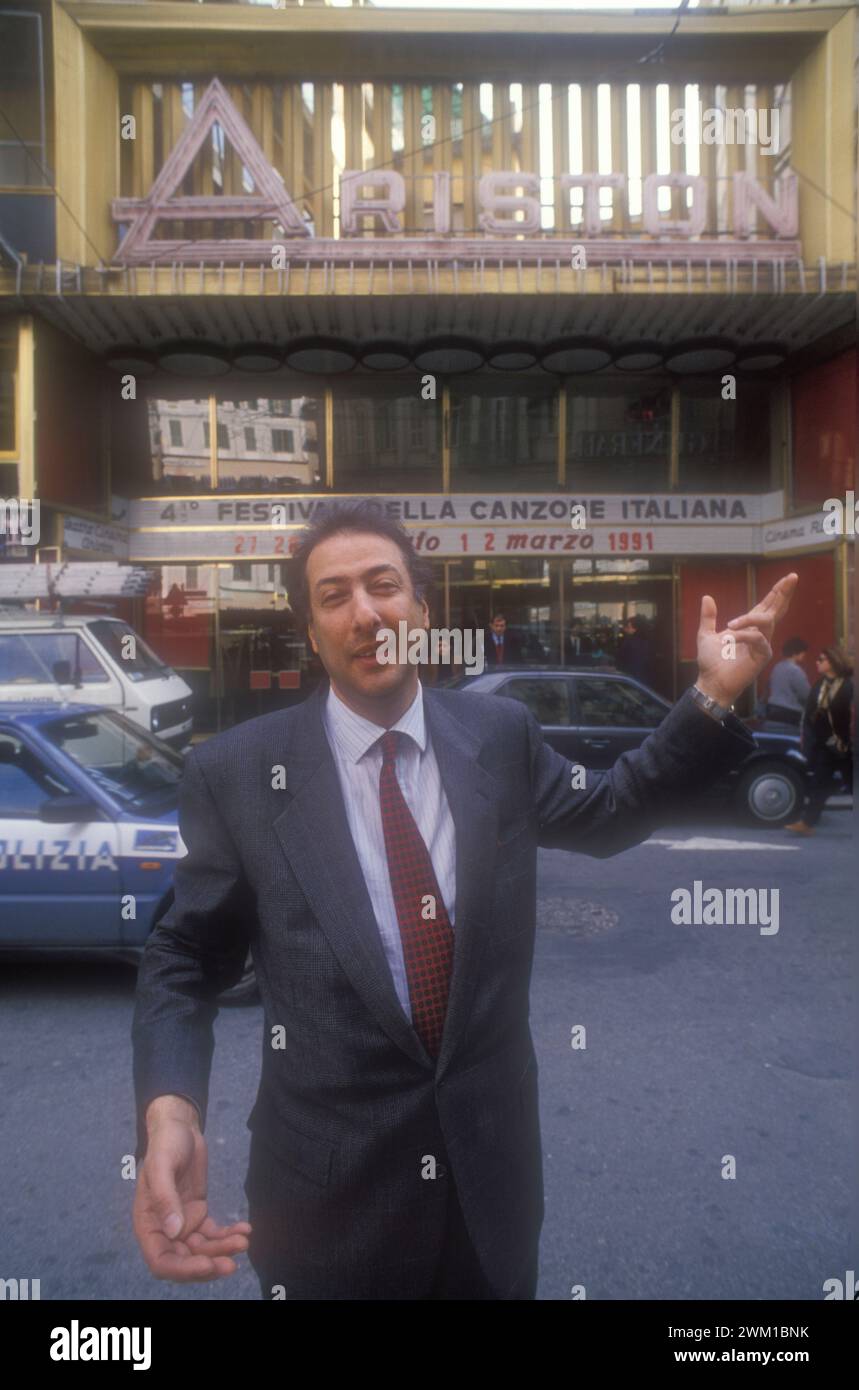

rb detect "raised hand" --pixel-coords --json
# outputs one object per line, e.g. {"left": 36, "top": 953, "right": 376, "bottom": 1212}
{"left": 696, "top": 572, "right": 799, "bottom": 706}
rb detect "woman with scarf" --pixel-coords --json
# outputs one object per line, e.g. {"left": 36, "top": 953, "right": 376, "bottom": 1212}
{"left": 784, "top": 645, "right": 854, "bottom": 836}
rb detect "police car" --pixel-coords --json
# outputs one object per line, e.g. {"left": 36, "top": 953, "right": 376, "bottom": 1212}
{"left": 0, "top": 704, "right": 256, "bottom": 1004}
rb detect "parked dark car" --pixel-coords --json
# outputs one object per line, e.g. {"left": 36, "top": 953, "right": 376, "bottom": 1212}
{"left": 446, "top": 667, "right": 815, "bottom": 826}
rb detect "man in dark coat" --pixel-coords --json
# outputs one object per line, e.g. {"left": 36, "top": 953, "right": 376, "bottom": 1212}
{"left": 131, "top": 502, "right": 798, "bottom": 1299}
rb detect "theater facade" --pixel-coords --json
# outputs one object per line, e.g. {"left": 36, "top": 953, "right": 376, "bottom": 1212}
{"left": 0, "top": 0, "right": 855, "bottom": 729}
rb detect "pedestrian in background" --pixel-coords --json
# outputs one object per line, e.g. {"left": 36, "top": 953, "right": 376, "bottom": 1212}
{"left": 567, "top": 618, "right": 594, "bottom": 664}
{"left": 785, "top": 645, "right": 853, "bottom": 836}
{"left": 616, "top": 615, "right": 653, "bottom": 685}
{"left": 766, "top": 636, "right": 811, "bottom": 726}
{"left": 483, "top": 612, "right": 523, "bottom": 667}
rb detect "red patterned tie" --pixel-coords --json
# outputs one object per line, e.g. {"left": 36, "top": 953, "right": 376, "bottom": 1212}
{"left": 378, "top": 730, "right": 454, "bottom": 1058}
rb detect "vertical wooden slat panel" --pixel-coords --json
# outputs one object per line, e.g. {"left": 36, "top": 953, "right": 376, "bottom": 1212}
{"left": 254, "top": 85, "right": 274, "bottom": 163}
{"left": 610, "top": 83, "right": 628, "bottom": 232}
{"left": 317, "top": 82, "right": 334, "bottom": 237}
{"left": 161, "top": 83, "right": 186, "bottom": 240}
{"left": 492, "top": 83, "right": 510, "bottom": 169}
{"left": 434, "top": 83, "right": 451, "bottom": 173}
{"left": 580, "top": 82, "right": 597, "bottom": 170}
{"left": 131, "top": 85, "right": 154, "bottom": 199}
{"left": 258, "top": 85, "right": 275, "bottom": 240}
{"left": 724, "top": 82, "right": 746, "bottom": 238}
{"left": 195, "top": 81, "right": 214, "bottom": 202}
{"left": 552, "top": 83, "right": 570, "bottom": 231}
{"left": 287, "top": 85, "right": 305, "bottom": 222}
{"left": 224, "top": 83, "right": 245, "bottom": 239}
{"left": 462, "top": 83, "right": 480, "bottom": 232}
{"left": 344, "top": 82, "right": 364, "bottom": 170}
{"left": 403, "top": 83, "right": 422, "bottom": 231}
{"left": 698, "top": 82, "right": 718, "bottom": 238}
{"left": 522, "top": 83, "right": 539, "bottom": 230}
{"left": 580, "top": 83, "right": 597, "bottom": 234}
{"left": 756, "top": 83, "right": 775, "bottom": 201}
{"left": 434, "top": 83, "right": 451, "bottom": 231}
{"left": 372, "top": 82, "right": 392, "bottom": 169}
{"left": 521, "top": 81, "right": 539, "bottom": 177}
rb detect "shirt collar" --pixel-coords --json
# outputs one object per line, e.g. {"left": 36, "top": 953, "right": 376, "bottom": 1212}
{"left": 324, "top": 681, "right": 427, "bottom": 764}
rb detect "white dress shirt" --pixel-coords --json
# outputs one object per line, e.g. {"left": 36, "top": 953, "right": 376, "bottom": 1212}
{"left": 322, "top": 681, "right": 457, "bottom": 1021}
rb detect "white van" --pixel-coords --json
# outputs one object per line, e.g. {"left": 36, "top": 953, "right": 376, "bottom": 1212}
{"left": 0, "top": 614, "right": 193, "bottom": 750}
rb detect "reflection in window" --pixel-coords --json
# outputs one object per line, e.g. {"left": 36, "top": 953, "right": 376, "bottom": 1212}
{"left": 499, "top": 678, "right": 571, "bottom": 726}
{"left": 333, "top": 389, "right": 441, "bottom": 491}
{"left": 40, "top": 711, "right": 183, "bottom": 811}
{"left": 271, "top": 428, "right": 295, "bottom": 454}
{"left": 451, "top": 383, "right": 557, "bottom": 489}
{"left": 0, "top": 632, "right": 109, "bottom": 686}
{"left": 0, "top": 734, "right": 72, "bottom": 817}
{"left": 88, "top": 621, "right": 168, "bottom": 680}
{"left": 575, "top": 676, "right": 666, "bottom": 728}
{"left": 148, "top": 399, "right": 211, "bottom": 492}
{"left": 216, "top": 399, "right": 322, "bottom": 492}
{"left": 566, "top": 382, "right": 670, "bottom": 491}
{"left": 678, "top": 379, "right": 772, "bottom": 491}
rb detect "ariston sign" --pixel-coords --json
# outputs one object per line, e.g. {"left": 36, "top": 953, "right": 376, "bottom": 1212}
{"left": 112, "top": 79, "right": 800, "bottom": 266}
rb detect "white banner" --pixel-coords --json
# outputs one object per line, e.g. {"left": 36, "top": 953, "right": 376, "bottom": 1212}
{"left": 126, "top": 490, "right": 821, "bottom": 561}
{"left": 62, "top": 515, "right": 129, "bottom": 560}
{"left": 130, "top": 525, "right": 760, "bottom": 560}
{"left": 761, "top": 511, "right": 834, "bottom": 553}
{"left": 129, "top": 492, "right": 773, "bottom": 530}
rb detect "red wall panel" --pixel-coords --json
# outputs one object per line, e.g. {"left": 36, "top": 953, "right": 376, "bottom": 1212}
{"left": 678, "top": 561, "right": 749, "bottom": 662}
{"left": 35, "top": 320, "right": 106, "bottom": 511}
{"left": 792, "top": 350, "right": 857, "bottom": 504}
{"left": 144, "top": 593, "right": 212, "bottom": 671}
{"left": 754, "top": 552, "right": 837, "bottom": 693}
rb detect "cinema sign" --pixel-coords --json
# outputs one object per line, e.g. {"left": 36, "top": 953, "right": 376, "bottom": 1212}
{"left": 112, "top": 78, "right": 800, "bottom": 265}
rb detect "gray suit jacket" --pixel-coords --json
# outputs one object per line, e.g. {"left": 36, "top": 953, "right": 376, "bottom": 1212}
{"left": 132, "top": 680, "right": 755, "bottom": 1299}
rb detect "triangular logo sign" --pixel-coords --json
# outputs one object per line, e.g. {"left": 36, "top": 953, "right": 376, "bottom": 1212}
{"left": 111, "top": 77, "right": 308, "bottom": 263}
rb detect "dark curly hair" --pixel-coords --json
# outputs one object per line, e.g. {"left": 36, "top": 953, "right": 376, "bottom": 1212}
{"left": 286, "top": 500, "right": 435, "bottom": 634}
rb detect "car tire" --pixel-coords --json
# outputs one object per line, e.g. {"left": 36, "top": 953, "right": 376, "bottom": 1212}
{"left": 734, "top": 761, "right": 806, "bottom": 826}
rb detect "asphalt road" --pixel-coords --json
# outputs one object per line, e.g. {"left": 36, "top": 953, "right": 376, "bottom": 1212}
{"left": 0, "top": 806, "right": 853, "bottom": 1302}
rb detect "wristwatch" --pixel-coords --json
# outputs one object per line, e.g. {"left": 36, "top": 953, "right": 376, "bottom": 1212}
{"left": 691, "top": 684, "right": 735, "bottom": 724}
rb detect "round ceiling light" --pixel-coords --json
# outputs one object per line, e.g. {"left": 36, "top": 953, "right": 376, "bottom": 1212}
{"left": 359, "top": 341, "right": 413, "bottom": 371}
{"left": 736, "top": 343, "right": 788, "bottom": 372}
{"left": 539, "top": 337, "right": 612, "bottom": 374}
{"left": 284, "top": 337, "right": 357, "bottom": 374}
{"left": 159, "top": 341, "right": 231, "bottom": 377}
{"left": 104, "top": 346, "right": 157, "bottom": 377}
{"left": 487, "top": 341, "right": 539, "bottom": 371}
{"left": 665, "top": 338, "right": 737, "bottom": 374}
{"left": 413, "top": 337, "right": 485, "bottom": 374}
{"left": 613, "top": 341, "right": 664, "bottom": 373}
{"left": 232, "top": 343, "right": 283, "bottom": 373}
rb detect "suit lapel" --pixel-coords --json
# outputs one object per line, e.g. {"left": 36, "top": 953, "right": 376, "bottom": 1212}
{"left": 272, "top": 684, "right": 428, "bottom": 1068}
{"left": 422, "top": 689, "right": 499, "bottom": 1081}
{"left": 271, "top": 682, "right": 500, "bottom": 1078}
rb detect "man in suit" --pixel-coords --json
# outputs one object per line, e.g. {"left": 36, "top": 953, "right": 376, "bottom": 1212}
{"left": 484, "top": 612, "right": 524, "bottom": 667}
{"left": 132, "top": 501, "right": 798, "bottom": 1300}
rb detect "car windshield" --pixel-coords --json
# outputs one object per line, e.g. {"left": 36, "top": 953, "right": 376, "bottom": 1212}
{"left": 40, "top": 711, "right": 183, "bottom": 811}
{"left": 87, "top": 620, "right": 171, "bottom": 682}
